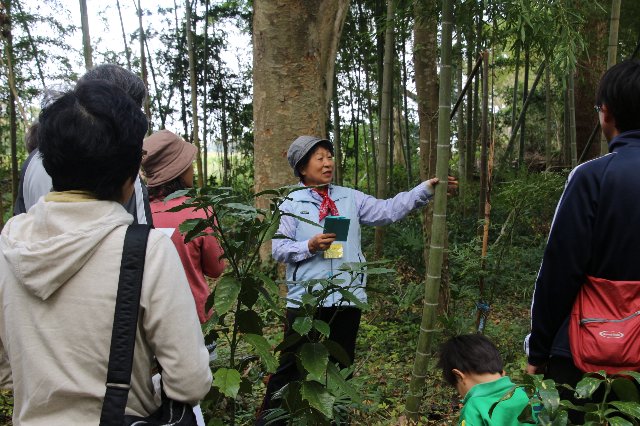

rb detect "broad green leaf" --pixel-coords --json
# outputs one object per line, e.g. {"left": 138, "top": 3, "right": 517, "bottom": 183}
{"left": 243, "top": 334, "right": 278, "bottom": 373}
{"left": 336, "top": 289, "right": 368, "bottom": 310}
{"left": 300, "top": 343, "right": 329, "bottom": 382}
{"left": 612, "top": 378, "right": 640, "bottom": 403}
{"left": 322, "top": 340, "right": 352, "bottom": 367}
{"left": 214, "top": 275, "right": 241, "bottom": 315}
{"left": 301, "top": 380, "right": 335, "bottom": 420}
{"left": 226, "top": 202, "right": 257, "bottom": 213}
{"left": 550, "top": 410, "right": 568, "bottom": 426}
{"left": 236, "top": 310, "right": 263, "bottom": 334}
{"left": 207, "top": 419, "right": 224, "bottom": 426}
{"left": 607, "top": 416, "right": 633, "bottom": 426}
{"left": 313, "top": 320, "right": 331, "bottom": 337}
{"left": 359, "top": 267, "right": 396, "bottom": 275}
{"left": 239, "top": 276, "right": 260, "bottom": 309}
{"left": 516, "top": 403, "right": 535, "bottom": 423}
{"left": 292, "top": 316, "right": 313, "bottom": 336}
{"left": 212, "top": 367, "right": 241, "bottom": 398}
{"left": 610, "top": 401, "right": 640, "bottom": 419}
{"left": 619, "top": 371, "right": 640, "bottom": 386}
{"left": 575, "top": 377, "right": 603, "bottom": 399}
{"left": 300, "top": 293, "right": 318, "bottom": 307}
{"left": 164, "top": 189, "right": 192, "bottom": 202}
{"left": 539, "top": 379, "right": 560, "bottom": 413}
{"left": 326, "top": 362, "right": 360, "bottom": 402}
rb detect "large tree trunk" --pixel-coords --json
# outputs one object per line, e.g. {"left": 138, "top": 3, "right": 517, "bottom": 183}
{"left": 374, "top": 0, "right": 394, "bottom": 258}
{"left": 406, "top": 0, "right": 453, "bottom": 418}
{"left": 253, "top": 0, "right": 350, "bottom": 199}
{"left": 79, "top": 0, "right": 92, "bottom": 70}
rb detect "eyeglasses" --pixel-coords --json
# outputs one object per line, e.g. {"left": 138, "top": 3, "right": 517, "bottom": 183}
{"left": 594, "top": 105, "right": 602, "bottom": 113}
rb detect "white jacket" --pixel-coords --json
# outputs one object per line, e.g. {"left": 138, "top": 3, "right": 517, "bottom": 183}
{"left": 0, "top": 197, "right": 211, "bottom": 425}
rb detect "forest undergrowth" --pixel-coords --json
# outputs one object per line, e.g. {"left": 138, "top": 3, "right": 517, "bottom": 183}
{"left": 0, "top": 170, "right": 566, "bottom": 425}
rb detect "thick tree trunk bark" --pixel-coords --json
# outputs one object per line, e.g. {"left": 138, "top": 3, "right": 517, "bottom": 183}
{"left": 253, "top": 0, "right": 350, "bottom": 200}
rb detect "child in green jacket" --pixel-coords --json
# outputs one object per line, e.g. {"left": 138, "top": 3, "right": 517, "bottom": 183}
{"left": 438, "top": 334, "right": 533, "bottom": 425}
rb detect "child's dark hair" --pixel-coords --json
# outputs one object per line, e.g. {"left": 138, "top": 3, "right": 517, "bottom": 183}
{"left": 437, "top": 334, "right": 504, "bottom": 386}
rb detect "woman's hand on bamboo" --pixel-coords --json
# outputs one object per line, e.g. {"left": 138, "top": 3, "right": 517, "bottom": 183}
{"left": 308, "top": 233, "right": 337, "bottom": 253}
{"left": 426, "top": 175, "right": 458, "bottom": 196}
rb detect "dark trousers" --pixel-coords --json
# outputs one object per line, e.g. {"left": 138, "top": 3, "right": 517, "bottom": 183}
{"left": 257, "top": 306, "right": 361, "bottom": 425}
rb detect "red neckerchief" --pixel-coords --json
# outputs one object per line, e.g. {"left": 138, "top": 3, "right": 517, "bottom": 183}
{"left": 312, "top": 187, "right": 339, "bottom": 221}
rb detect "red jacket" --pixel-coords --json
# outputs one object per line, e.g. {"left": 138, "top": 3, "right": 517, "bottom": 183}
{"left": 151, "top": 196, "right": 224, "bottom": 323}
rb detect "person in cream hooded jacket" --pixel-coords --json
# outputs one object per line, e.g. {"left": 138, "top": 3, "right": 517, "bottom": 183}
{"left": 0, "top": 80, "right": 211, "bottom": 424}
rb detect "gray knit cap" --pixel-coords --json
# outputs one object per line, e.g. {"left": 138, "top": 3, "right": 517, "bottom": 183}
{"left": 287, "top": 135, "right": 333, "bottom": 177}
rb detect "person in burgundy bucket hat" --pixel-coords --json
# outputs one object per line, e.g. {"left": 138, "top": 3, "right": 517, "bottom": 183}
{"left": 142, "top": 130, "right": 225, "bottom": 325}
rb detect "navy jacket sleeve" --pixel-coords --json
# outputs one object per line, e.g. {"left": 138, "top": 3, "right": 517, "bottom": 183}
{"left": 528, "top": 163, "right": 600, "bottom": 365}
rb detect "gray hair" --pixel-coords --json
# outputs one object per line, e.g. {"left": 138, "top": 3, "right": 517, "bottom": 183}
{"left": 79, "top": 64, "right": 147, "bottom": 107}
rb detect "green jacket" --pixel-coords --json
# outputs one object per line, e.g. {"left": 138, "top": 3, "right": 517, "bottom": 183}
{"left": 459, "top": 376, "right": 532, "bottom": 426}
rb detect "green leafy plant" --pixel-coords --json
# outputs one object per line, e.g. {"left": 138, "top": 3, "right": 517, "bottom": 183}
{"left": 516, "top": 372, "right": 640, "bottom": 425}
{"left": 166, "top": 185, "right": 303, "bottom": 424}
{"left": 262, "top": 262, "right": 395, "bottom": 425}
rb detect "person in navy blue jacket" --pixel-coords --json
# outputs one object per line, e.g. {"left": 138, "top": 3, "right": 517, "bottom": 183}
{"left": 525, "top": 59, "right": 640, "bottom": 393}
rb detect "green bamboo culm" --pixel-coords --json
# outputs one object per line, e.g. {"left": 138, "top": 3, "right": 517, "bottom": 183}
{"left": 404, "top": 0, "right": 454, "bottom": 421}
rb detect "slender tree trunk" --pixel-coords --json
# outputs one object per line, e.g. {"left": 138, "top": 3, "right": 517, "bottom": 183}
{"left": 406, "top": 0, "right": 453, "bottom": 417}
{"left": 600, "top": 0, "right": 621, "bottom": 155}
{"left": 402, "top": 22, "right": 412, "bottom": 186}
{"left": 253, "top": 0, "right": 350, "bottom": 201}
{"left": 116, "top": 0, "right": 132, "bottom": 70}
{"left": 186, "top": 0, "right": 204, "bottom": 187}
{"left": 464, "top": 36, "right": 475, "bottom": 183}
{"left": 173, "top": 0, "right": 189, "bottom": 141}
{"left": 222, "top": 91, "right": 230, "bottom": 186}
{"left": 563, "top": 86, "right": 570, "bottom": 166}
{"left": 374, "top": 0, "right": 395, "bottom": 258}
{"left": 137, "top": 0, "right": 151, "bottom": 129}
{"left": 456, "top": 38, "right": 465, "bottom": 184}
{"left": 568, "top": 72, "right": 577, "bottom": 167}
{"left": 545, "top": 63, "right": 552, "bottom": 170}
{"left": 518, "top": 46, "right": 530, "bottom": 168}
{"left": 365, "top": 54, "right": 378, "bottom": 194}
{"left": 202, "top": 0, "right": 210, "bottom": 182}
{"left": 333, "top": 73, "right": 342, "bottom": 185}
{"left": 2, "top": 0, "right": 18, "bottom": 204}
{"left": 413, "top": 0, "right": 438, "bottom": 286}
{"left": 79, "top": 0, "right": 92, "bottom": 70}
{"left": 511, "top": 41, "right": 520, "bottom": 131}
{"left": 144, "top": 38, "right": 162, "bottom": 120}
{"left": 478, "top": 51, "right": 489, "bottom": 220}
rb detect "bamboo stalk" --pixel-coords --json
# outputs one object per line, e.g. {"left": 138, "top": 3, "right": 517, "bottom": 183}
{"left": 405, "top": 0, "right": 453, "bottom": 418}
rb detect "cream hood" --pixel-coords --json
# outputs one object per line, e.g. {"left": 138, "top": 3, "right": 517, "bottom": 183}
{"left": 1, "top": 199, "right": 133, "bottom": 300}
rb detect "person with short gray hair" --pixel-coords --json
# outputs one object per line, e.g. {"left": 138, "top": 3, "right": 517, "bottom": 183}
{"left": 13, "top": 64, "right": 153, "bottom": 226}
{"left": 257, "top": 135, "right": 457, "bottom": 423}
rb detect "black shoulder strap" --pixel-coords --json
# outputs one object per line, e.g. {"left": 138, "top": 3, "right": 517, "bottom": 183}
{"left": 99, "top": 224, "right": 152, "bottom": 426}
